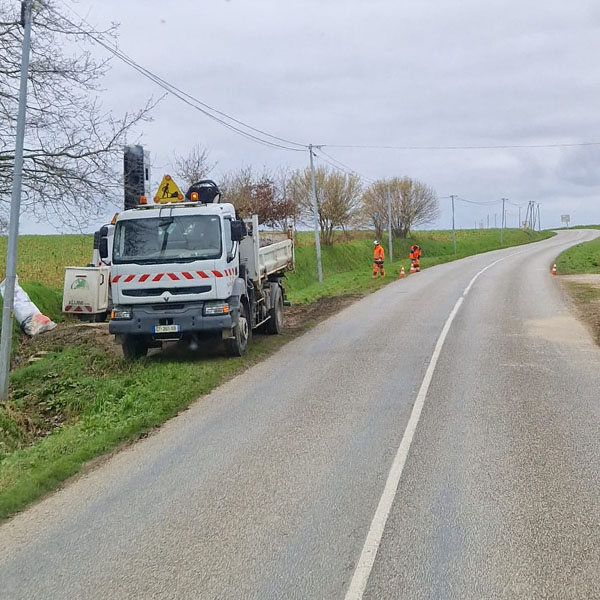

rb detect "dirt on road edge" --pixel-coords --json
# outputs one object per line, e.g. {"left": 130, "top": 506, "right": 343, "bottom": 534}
{"left": 558, "top": 274, "right": 600, "bottom": 346}
{"left": 16, "top": 294, "right": 363, "bottom": 364}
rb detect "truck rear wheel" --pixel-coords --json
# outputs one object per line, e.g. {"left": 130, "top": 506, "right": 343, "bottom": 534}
{"left": 121, "top": 335, "right": 148, "bottom": 360}
{"left": 266, "top": 286, "right": 284, "bottom": 335}
{"left": 225, "top": 302, "right": 251, "bottom": 356}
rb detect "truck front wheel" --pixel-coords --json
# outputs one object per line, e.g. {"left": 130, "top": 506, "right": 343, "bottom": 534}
{"left": 121, "top": 335, "right": 148, "bottom": 360}
{"left": 225, "top": 302, "right": 251, "bottom": 356}
{"left": 266, "top": 286, "right": 284, "bottom": 335}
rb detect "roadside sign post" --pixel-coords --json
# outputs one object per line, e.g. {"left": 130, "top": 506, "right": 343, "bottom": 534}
{"left": 561, "top": 214, "right": 570, "bottom": 228}
{"left": 0, "top": 0, "right": 33, "bottom": 401}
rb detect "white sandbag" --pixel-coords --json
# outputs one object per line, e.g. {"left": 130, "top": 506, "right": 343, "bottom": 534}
{"left": 0, "top": 277, "right": 57, "bottom": 337}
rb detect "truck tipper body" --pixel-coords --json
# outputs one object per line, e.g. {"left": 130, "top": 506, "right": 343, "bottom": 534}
{"left": 108, "top": 181, "right": 294, "bottom": 358}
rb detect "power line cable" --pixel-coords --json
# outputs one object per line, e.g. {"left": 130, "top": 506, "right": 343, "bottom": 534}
{"left": 323, "top": 141, "right": 600, "bottom": 151}
{"left": 315, "top": 148, "right": 376, "bottom": 183}
{"left": 46, "top": 2, "right": 600, "bottom": 157}
{"left": 312, "top": 150, "right": 366, "bottom": 181}
{"left": 456, "top": 196, "right": 502, "bottom": 206}
{"left": 48, "top": 0, "right": 307, "bottom": 152}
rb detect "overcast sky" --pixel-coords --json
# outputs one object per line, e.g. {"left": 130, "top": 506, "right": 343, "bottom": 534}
{"left": 25, "top": 0, "right": 600, "bottom": 233}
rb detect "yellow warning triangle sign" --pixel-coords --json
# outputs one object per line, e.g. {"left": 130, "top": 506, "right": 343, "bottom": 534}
{"left": 154, "top": 174, "right": 184, "bottom": 203}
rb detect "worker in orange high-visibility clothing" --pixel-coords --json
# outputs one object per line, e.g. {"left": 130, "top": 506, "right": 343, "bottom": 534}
{"left": 372, "top": 240, "right": 385, "bottom": 278}
{"left": 410, "top": 244, "right": 422, "bottom": 272}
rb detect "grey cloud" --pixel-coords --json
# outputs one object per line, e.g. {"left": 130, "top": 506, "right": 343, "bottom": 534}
{"left": 19, "top": 0, "right": 600, "bottom": 233}
{"left": 556, "top": 146, "right": 600, "bottom": 188}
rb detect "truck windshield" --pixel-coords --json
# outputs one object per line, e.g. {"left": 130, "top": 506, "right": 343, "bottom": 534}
{"left": 113, "top": 215, "right": 222, "bottom": 264}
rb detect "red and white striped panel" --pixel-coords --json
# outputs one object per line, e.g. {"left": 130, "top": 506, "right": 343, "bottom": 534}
{"left": 64, "top": 305, "right": 93, "bottom": 313}
{"left": 112, "top": 267, "right": 238, "bottom": 284}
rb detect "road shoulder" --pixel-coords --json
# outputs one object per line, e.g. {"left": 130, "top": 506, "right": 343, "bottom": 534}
{"left": 558, "top": 274, "right": 600, "bottom": 347}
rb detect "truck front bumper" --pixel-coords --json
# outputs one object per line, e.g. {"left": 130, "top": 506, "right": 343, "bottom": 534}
{"left": 108, "top": 302, "right": 236, "bottom": 338}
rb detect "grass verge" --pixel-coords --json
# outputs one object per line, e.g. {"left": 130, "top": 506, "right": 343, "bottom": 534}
{"left": 556, "top": 236, "right": 600, "bottom": 275}
{"left": 0, "top": 331, "right": 296, "bottom": 520}
{"left": 287, "top": 228, "right": 553, "bottom": 303}
{"left": 555, "top": 234, "right": 600, "bottom": 349}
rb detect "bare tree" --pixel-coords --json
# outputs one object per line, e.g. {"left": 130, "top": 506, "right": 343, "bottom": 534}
{"left": 363, "top": 177, "right": 438, "bottom": 238}
{"left": 219, "top": 166, "right": 254, "bottom": 211}
{"left": 270, "top": 167, "right": 300, "bottom": 231}
{"left": 289, "top": 167, "right": 362, "bottom": 244}
{"left": 219, "top": 166, "right": 299, "bottom": 231}
{"left": 173, "top": 145, "right": 216, "bottom": 189}
{"left": 363, "top": 181, "right": 392, "bottom": 239}
{"left": 0, "top": 2, "right": 156, "bottom": 230}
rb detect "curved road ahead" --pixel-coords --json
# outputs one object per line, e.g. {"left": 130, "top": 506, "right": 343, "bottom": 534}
{"left": 1, "top": 230, "right": 599, "bottom": 599}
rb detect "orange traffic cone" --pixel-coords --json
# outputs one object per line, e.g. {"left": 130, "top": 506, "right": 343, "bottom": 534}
{"left": 399, "top": 266, "right": 406, "bottom": 279}
{"left": 410, "top": 263, "right": 416, "bottom": 274}
{"left": 551, "top": 263, "right": 557, "bottom": 275}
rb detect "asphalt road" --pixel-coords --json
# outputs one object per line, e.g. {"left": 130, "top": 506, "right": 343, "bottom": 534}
{"left": 1, "top": 230, "right": 599, "bottom": 599}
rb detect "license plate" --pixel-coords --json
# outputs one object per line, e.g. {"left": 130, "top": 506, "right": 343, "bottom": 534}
{"left": 153, "top": 324, "right": 181, "bottom": 334}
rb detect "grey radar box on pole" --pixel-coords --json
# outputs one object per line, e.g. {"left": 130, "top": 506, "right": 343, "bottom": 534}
{"left": 124, "top": 145, "right": 151, "bottom": 210}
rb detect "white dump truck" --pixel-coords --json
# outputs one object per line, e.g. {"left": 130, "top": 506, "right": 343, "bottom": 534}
{"left": 107, "top": 180, "right": 294, "bottom": 359}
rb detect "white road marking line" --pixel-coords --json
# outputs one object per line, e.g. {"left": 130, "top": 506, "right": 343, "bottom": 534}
{"left": 344, "top": 254, "right": 514, "bottom": 600}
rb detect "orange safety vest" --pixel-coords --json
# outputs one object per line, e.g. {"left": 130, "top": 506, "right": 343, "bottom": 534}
{"left": 410, "top": 245, "right": 421, "bottom": 260}
{"left": 373, "top": 244, "right": 385, "bottom": 262}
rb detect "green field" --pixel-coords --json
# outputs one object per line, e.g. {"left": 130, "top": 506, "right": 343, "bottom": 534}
{"left": 556, "top": 236, "right": 600, "bottom": 275}
{"left": 0, "top": 235, "right": 91, "bottom": 290}
{"left": 0, "top": 228, "right": 553, "bottom": 315}
{"left": 0, "top": 227, "right": 553, "bottom": 519}
{"left": 286, "top": 228, "right": 553, "bottom": 303}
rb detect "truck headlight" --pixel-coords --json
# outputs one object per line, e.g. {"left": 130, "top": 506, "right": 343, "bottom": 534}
{"left": 203, "top": 301, "right": 229, "bottom": 316}
{"left": 111, "top": 306, "right": 132, "bottom": 320}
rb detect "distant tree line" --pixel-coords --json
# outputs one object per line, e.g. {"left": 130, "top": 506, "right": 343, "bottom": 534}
{"left": 174, "top": 145, "right": 439, "bottom": 244}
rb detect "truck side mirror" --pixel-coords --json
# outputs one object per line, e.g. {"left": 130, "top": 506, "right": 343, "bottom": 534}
{"left": 99, "top": 238, "right": 109, "bottom": 260}
{"left": 230, "top": 220, "right": 246, "bottom": 242}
